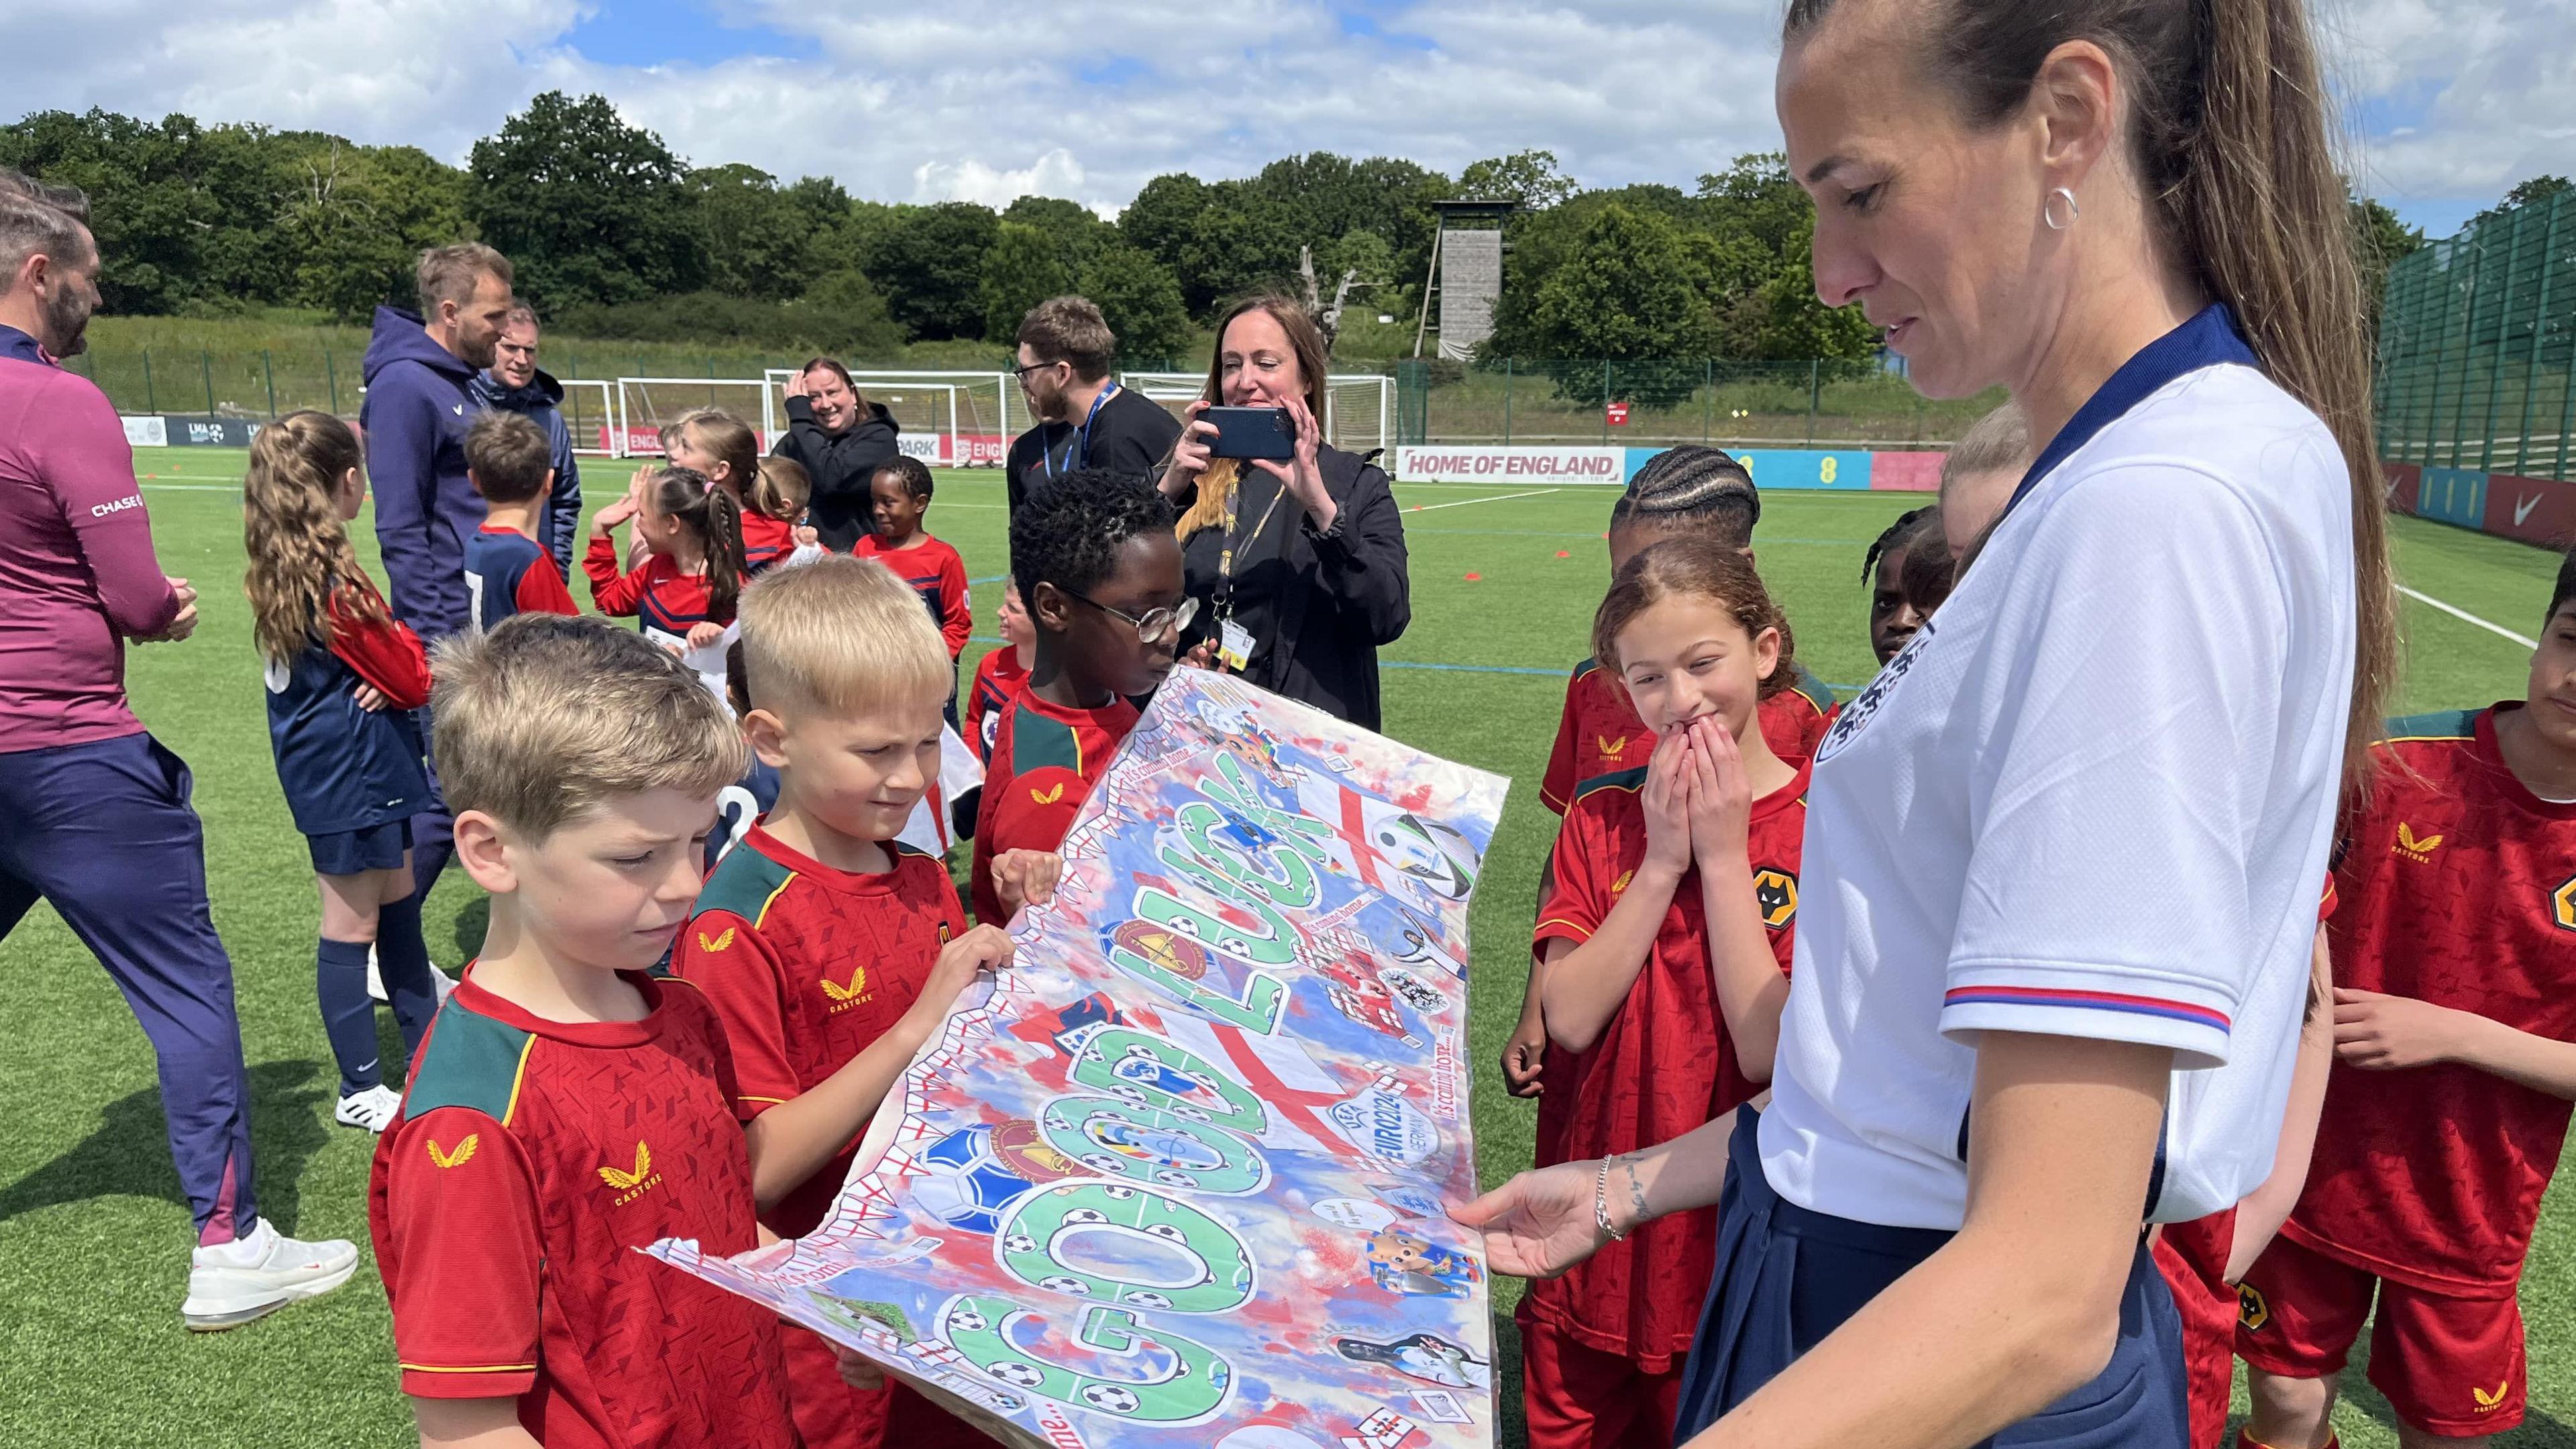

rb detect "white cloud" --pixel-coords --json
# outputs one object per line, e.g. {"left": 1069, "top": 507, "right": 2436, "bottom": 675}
{"left": 2320, "top": 0, "right": 2576, "bottom": 215}
{"left": 12, "top": 0, "right": 2569, "bottom": 233}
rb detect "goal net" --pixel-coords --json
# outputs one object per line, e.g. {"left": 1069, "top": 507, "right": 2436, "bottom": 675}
{"left": 559, "top": 379, "right": 618, "bottom": 458}
{"left": 1120, "top": 370, "right": 1395, "bottom": 458}
{"left": 614, "top": 378, "right": 776, "bottom": 458}
{"left": 763, "top": 368, "right": 1016, "bottom": 468}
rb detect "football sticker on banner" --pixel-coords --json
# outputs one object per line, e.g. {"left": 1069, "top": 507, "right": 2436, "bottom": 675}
{"left": 646, "top": 669, "right": 1505, "bottom": 1448}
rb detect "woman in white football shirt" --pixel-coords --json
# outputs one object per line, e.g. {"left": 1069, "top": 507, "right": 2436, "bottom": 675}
{"left": 1457, "top": 1, "right": 2398, "bottom": 1446}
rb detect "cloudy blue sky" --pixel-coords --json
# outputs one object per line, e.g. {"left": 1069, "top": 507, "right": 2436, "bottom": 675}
{"left": 15, "top": 0, "right": 2573, "bottom": 237}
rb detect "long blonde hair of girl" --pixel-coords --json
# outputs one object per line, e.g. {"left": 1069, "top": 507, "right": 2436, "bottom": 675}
{"left": 244, "top": 410, "right": 384, "bottom": 664}
{"left": 1175, "top": 294, "right": 1333, "bottom": 542}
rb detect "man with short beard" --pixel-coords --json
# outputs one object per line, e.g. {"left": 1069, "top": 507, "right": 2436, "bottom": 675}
{"left": 0, "top": 172, "right": 362, "bottom": 1330}
{"left": 1004, "top": 295, "right": 1180, "bottom": 514}
{"left": 470, "top": 301, "right": 583, "bottom": 576}
{"left": 362, "top": 242, "right": 513, "bottom": 902}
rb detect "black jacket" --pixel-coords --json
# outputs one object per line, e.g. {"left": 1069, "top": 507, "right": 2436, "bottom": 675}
{"left": 771, "top": 396, "right": 902, "bottom": 550}
{"left": 1176, "top": 445, "right": 1411, "bottom": 731}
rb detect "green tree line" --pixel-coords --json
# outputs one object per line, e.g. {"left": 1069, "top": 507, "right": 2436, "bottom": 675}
{"left": 1, "top": 93, "right": 2451, "bottom": 384}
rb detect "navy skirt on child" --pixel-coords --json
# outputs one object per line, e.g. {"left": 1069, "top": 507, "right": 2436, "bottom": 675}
{"left": 307, "top": 816, "right": 412, "bottom": 875}
{"left": 1670, "top": 1110, "right": 2188, "bottom": 1449}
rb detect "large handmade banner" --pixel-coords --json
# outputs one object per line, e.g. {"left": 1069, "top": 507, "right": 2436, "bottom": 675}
{"left": 650, "top": 668, "right": 1508, "bottom": 1449}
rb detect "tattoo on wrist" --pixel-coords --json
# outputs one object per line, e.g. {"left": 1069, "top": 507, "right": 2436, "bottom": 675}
{"left": 1621, "top": 1153, "right": 1650, "bottom": 1228}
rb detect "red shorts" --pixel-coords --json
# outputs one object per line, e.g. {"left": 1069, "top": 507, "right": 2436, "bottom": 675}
{"left": 2235, "top": 1233, "right": 2527, "bottom": 1436}
{"left": 2151, "top": 1218, "right": 2239, "bottom": 1449}
{"left": 1517, "top": 1316, "right": 1683, "bottom": 1449}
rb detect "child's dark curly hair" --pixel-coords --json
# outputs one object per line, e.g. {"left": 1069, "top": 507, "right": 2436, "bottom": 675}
{"left": 1009, "top": 467, "right": 1177, "bottom": 607}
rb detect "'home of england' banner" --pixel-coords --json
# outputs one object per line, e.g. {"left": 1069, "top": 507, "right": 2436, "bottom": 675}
{"left": 649, "top": 667, "right": 1507, "bottom": 1449}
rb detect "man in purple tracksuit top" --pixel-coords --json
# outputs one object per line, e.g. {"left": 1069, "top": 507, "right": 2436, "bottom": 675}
{"left": 360, "top": 244, "right": 513, "bottom": 899}
{"left": 0, "top": 172, "right": 358, "bottom": 1329}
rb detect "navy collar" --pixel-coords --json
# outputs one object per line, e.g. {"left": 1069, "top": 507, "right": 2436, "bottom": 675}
{"left": 0, "top": 324, "right": 50, "bottom": 366}
{"left": 2006, "top": 303, "right": 2258, "bottom": 516}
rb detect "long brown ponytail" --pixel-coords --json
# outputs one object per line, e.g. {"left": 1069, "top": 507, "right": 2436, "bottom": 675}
{"left": 1784, "top": 0, "right": 2398, "bottom": 796}
{"left": 647, "top": 466, "right": 746, "bottom": 624}
{"left": 244, "top": 410, "right": 381, "bottom": 663}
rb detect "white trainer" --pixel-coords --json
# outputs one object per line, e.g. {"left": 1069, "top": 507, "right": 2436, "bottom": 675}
{"left": 430, "top": 967, "right": 457, "bottom": 1004}
{"left": 335, "top": 1083, "right": 402, "bottom": 1133}
{"left": 180, "top": 1218, "right": 359, "bottom": 1332}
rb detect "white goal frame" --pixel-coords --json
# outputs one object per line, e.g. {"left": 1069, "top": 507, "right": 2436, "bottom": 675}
{"left": 559, "top": 378, "right": 618, "bottom": 457}
{"left": 763, "top": 368, "right": 1016, "bottom": 468}
{"left": 1121, "top": 370, "right": 1395, "bottom": 455}
{"left": 615, "top": 377, "right": 775, "bottom": 459}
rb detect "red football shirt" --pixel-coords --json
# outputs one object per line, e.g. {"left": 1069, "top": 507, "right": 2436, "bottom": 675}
{"left": 963, "top": 645, "right": 1029, "bottom": 763}
{"left": 584, "top": 533, "right": 736, "bottom": 635}
{"left": 855, "top": 533, "right": 972, "bottom": 659}
{"left": 367, "top": 969, "right": 796, "bottom": 1449}
{"left": 670, "top": 825, "right": 971, "bottom": 1449}
{"left": 1518, "top": 758, "right": 1811, "bottom": 1366}
{"left": 670, "top": 824, "right": 965, "bottom": 1236}
{"left": 971, "top": 688, "right": 1138, "bottom": 924}
{"left": 741, "top": 511, "right": 795, "bottom": 574}
{"left": 1539, "top": 656, "right": 1835, "bottom": 814}
{"left": 2282, "top": 704, "right": 2576, "bottom": 1297}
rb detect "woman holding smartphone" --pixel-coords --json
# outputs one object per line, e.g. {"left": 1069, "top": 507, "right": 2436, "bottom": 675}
{"left": 1455, "top": 0, "right": 2395, "bottom": 1445}
{"left": 1157, "top": 294, "right": 1411, "bottom": 730}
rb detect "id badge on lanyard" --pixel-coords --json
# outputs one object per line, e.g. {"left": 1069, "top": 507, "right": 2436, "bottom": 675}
{"left": 1214, "top": 472, "right": 1285, "bottom": 672}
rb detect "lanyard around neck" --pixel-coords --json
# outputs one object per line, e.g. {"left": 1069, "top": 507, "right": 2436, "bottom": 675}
{"left": 1215, "top": 470, "right": 1289, "bottom": 622}
{"left": 1040, "top": 382, "right": 1118, "bottom": 482}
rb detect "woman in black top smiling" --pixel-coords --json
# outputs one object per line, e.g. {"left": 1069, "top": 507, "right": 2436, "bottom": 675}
{"left": 1157, "top": 294, "right": 1411, "bottom": 731}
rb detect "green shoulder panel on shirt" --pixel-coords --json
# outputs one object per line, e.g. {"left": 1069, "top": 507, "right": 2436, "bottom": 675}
{"left": 2378, "top": 708, "right": 2478, "bottom": 746}
{"left": 1572, "top": 765, "right": 1649, "bottom": 802}
{"left": 1009, "top": 702, "right": 1084, "bottom": 775}
{"left": 1783, "top": 662, "right": 1835, "bottom": 712}
{"left": 694, "top": 841, "right": 797, "bottom": 928}
{"left": 403, "top": 1001, "right": 535, "bottom": 1126}
{"left": 1570, "top": 655, "right": 1601, "bottom": 682}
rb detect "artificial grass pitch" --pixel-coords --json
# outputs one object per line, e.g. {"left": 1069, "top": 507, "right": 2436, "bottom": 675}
{"left": 0, "top": 455, "right": 2565, "bottom": 1447}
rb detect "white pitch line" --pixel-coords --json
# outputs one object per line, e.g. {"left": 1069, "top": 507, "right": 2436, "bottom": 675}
{"left": 2399, "top": 584, "right": 2537, "bottom": 649}
{"left": 1401, "top": 487, "right": 1564, "bottom": 515}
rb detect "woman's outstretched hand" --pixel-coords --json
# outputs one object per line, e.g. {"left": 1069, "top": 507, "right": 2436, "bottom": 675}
{"left": 1450, "top": 1161, "right": 1606, "bottom": 1280}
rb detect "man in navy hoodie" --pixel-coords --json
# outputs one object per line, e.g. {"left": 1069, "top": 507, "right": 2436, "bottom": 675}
{"left": 362, "top": 242, "right": 513, "bottom": 900}
{"left": 470, "top": 301, "right": 582, "bottom": 576}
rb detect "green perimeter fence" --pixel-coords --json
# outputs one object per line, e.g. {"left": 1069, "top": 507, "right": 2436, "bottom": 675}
{"left": 1391, "top": 358, "right": 2004, "bottom": 448}
{"left": 60, "top": 344, "right": 2010, "bottom": 452}
{"left": 2376, "top": 188, "right": 2576, "bottom": 480}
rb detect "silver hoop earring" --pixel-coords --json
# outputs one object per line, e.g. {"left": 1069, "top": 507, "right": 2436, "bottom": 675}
{"left": 2043, "top": 186, "right": 2080, "bottom": 231}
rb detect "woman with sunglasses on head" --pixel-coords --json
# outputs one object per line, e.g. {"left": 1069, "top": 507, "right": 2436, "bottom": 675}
{"left": 1456, "top": 1, "right": 2395, "bottom": 1446}
{"left": 1159, "top": 294, "right": 1411, "bottom": 731}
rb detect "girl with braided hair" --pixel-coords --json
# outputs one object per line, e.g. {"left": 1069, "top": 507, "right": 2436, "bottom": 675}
{"left": 1859, "top": 504, "right": 1955, "bottom": 665}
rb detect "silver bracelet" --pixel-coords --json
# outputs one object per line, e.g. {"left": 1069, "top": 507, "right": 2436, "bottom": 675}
{"left": 1593, "top": 1157, "right": 1627, "bottom": 1242}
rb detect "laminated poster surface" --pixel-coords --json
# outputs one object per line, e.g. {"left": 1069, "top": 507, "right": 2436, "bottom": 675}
{"left": 649, "top": 667, "right": 1509, "bottom": 1449}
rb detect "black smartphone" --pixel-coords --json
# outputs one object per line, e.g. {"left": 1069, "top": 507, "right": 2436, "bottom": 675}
{"left": 1203, "top": 405, "right": 1298, "bottom": 461}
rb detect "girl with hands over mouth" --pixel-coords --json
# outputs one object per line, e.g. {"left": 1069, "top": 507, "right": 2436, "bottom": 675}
{"left": 1481, "top": 538, "right": 1813, "bottom": 1449}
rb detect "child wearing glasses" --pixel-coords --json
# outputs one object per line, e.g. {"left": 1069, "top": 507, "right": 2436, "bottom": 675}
{"left": 971, "top": 469, "right": 1192, "bottom": 926}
